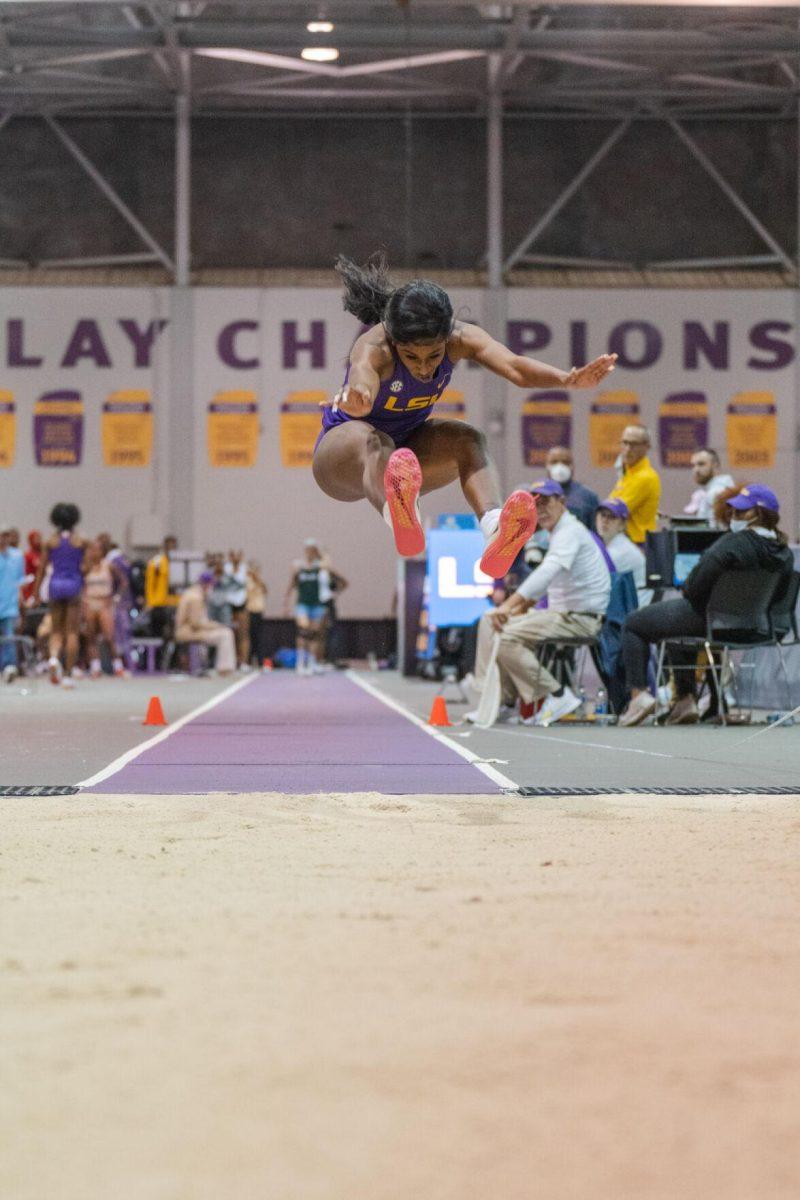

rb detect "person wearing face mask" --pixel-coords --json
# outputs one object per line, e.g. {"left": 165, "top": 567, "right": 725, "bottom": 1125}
{"left": 594, "top": 498, "right": 651, "bottom": 606}
{"left": 619, "top": 484, "right": 793, "bottom": 726}
{"left": 545, "top": 446, "right": 599, "bottom": 530}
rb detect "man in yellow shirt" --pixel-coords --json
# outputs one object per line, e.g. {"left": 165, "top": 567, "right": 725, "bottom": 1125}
{"left": 609, "top": 425, "right": 661, "bottom": 545}
{"left": 144, "top": 535, "right": 180, "bottom": 642}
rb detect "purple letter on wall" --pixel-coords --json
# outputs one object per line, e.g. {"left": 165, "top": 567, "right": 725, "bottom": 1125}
{"left": 218, "top": 321, "right": 260, "bottom": 369}
{"left": 282, "top": 321, "right": 325, "bottom": 369}
{"left": 7, "top": 319, "right": 43, "bottom": 367}
{"left": 61, "top": 320, "right": 112, "bottom": 368}
{"left": 608, "top": 321, "right": 662, "bottom": 370}
{"left": 748, "top": 321, "right": 794, "bottom": 370}
{"left": 683, "top": 321, "right": 729, "bottom": 370}
{"left": 506, "top": 321, "right": 551, "bottom": 356}
{"left": 118, "top": 319, "right": 169, "bottom": 367}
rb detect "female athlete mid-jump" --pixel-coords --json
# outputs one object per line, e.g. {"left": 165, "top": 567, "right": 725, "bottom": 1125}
{"left": 313, "top": 255, "right": 617, "bottom": 578}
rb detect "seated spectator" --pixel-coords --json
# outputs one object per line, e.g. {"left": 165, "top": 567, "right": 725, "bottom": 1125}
{"left": 594, "top": 497, "right": 651, "bottom": 604}
{"left": 609, "top": 425, "right": 661, "bottom": 546}
{"left": 468, "top": 479, "right": 611, "bottom": 726}
{"left": 0, "top": 524, "right": 24, "bottom": 683}
{"left": 619, "top": 483, "right": 793, "bottom": 726}
{"left": 175, "top": 570, "right": 235, "bottom": 674}
{"left": 684, "top": 448, "right": 735, "bottom": 527}
{"left": 544, "top": 446, "right": 599, "bottom": 529}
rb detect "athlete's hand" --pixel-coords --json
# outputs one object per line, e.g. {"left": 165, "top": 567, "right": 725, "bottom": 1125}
{"left": 564, "top": 354, "right": 618, "bottom": 388}
{"left": 319, "top": 385, "right": 374, "bottom": 418}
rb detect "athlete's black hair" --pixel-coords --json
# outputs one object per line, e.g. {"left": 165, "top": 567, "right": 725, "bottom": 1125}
{"left": 335, "top": 252, "right": 454, "bottom": 344}
{"left": 50, "top": 502, "right": 80, "bottom": 532}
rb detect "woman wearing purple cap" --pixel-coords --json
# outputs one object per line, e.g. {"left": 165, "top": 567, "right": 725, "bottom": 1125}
{"left": 620, "top": 484, "right": 793, "bottom": 726}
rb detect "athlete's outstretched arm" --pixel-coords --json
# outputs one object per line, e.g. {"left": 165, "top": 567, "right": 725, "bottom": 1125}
{"left": 456, "top": 323, "right": 617, "bottom": 389}
{"left": 318, "top": 337, "right": 389, "bottom": 418}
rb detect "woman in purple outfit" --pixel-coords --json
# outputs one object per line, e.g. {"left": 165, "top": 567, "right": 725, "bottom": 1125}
{"left": 313, "top": 253, "right": 616, "bottom": 576}
{"left": 33, "top": 502, "right": 88, "bottom": 688}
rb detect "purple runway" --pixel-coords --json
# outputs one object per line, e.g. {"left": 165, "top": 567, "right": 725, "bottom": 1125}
{"left": 86, "top": 673, "right": 499, "bottom": 795}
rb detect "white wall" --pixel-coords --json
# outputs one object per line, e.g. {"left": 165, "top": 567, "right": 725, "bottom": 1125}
{"left": 1, "top": 286, "right": 796, "bottom": 616}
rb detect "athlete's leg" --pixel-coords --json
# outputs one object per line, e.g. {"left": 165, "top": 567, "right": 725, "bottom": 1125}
{"left": 404, "top": 419, "right": 502, "bottom": 517}
{"left": 63, "top": 600, "right": 81, "bottom": 673}
{"left": 312, "top": 422, "right": 396, "bottom": 512}
{"left": 406, "top": 419, "right": 537, "bottom": 578}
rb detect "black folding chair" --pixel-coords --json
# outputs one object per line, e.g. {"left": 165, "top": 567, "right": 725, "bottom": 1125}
{"left": 655, "top": 569, "right": 785, "bottom": 725}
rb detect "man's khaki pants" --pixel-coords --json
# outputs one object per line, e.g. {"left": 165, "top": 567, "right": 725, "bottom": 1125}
{"left": 178, "top": 625, "right": 236, "bottom": 673}
{"left": 474, "top": 609, "right": 602, "bottom": 704}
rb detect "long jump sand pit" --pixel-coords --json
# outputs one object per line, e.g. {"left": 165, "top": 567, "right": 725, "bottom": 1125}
{"left": 3, "top": 788, "right": 800, "bottom": 1200}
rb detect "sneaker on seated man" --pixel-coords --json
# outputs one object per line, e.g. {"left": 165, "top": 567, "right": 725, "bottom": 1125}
{"left": 468, "top": 479, "right": 611, "bottom": 726}
{"left": 619, "top": 483, "right": 793, "bottom": 726}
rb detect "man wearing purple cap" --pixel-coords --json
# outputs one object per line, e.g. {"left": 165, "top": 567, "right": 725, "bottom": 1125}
{"left": 175, "top": 570, "right": 236, "bottom": 674}
{"left": 468, "top": 478, "right": 611, "bottom": 726}
{"left": 620, "top": 483, "right": 793, "bottom": 725}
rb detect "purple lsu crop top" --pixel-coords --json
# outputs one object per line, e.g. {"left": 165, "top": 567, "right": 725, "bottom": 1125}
{"left": 321, "top": 342, "right": 455, "bottom": 446}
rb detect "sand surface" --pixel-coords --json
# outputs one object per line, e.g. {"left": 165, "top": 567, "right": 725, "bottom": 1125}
{"left": 2, "top": 790, "right": 800, "bottom": 1200}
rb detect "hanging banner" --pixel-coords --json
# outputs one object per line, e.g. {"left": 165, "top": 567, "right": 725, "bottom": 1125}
{"left": 280, "top": 390, "right": 326, "bottom": 468}
{"left": 658, "top": 391, "right": 709, "bottom": 468}
{"left": 588, "top": 391, "right": 640, "bottom": 469}
{"left": 435, "top": 388, "right": 466, "bottom": 422}
{"left": 33, "top": 389, "right": 84, "bottom": 467}
{"left": 726, "top": 392, "right": 777, "bottom": 470}
{"left": 0, "top": 392, "right": 15, "bottom": 468}
{"left": 101, "top": 389, "right": 153, "bottom": 467}
{"left": 521, "top": 391, "right": 571, "bottom": 468}
{"left": 207, "top": 390, "right": 259, "bottom": 468}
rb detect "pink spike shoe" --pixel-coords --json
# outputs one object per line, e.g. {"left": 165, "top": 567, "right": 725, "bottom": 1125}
{"left": 479, "top": 491, "right": 539, "bottom": 579}
{"left": 384, "top": 448, "right": 425, "bottom": 557}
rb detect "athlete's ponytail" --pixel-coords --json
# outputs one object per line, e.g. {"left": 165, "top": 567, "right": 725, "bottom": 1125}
{"left": 335, "top": 252, "right": 395, "bottom": 326}
{"left": 335, "top": 252, "right": 454, "bottom": 344}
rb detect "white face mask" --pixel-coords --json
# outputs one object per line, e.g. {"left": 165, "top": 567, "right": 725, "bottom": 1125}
{"left": 548, "top": 462, "right": 572, "bottom": 484}
{"left": 729, "top": 518, "right": 750, "bottom": 534}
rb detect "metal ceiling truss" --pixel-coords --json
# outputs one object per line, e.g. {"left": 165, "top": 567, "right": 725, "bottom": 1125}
{"left": 2, "top": 2, "right": 800, "bottom": 279}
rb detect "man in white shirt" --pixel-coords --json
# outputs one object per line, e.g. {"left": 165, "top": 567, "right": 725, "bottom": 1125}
{"left": 683, "top": 449, "right": 735, "bottom": 527}
{"left": 468, "top": 479, "right": 611, "bottom": 726}
{"left": 594, "top": 497, "right": 652, "bottom": 605}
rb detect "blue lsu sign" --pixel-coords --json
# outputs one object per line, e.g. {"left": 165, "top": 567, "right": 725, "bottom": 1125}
{"left": 426, "top": 529, "right": 493, "bottom": 628}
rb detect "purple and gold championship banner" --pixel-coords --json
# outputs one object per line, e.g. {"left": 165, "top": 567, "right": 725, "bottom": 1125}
{"left": 280, "top": 391, "right": 326, "bottom": 468}
{"left": 588, "top": 391, "right": 640, "bottom": 469}
{"left": 207, "top": 390, "right": 259, "bottom": 468}
{"left": 726, "top": 392, "right": 777, "bottom": 470}
{"left": 521, "top": 391, "right": 571, "bottom": 467}
{"left": 101, "top": 389, "right": 153, "bottom": 467}
{"left": 0, "top": 392, "right": 15, "bottom": 468}
{"left": 658, "top": 392, "right": 709, "bottom": 468}
{"left": 435, "top": 388, "right": 466, "bottom": 421}
{"left": 33, "top": 389, "right": 84, "bottom": 467}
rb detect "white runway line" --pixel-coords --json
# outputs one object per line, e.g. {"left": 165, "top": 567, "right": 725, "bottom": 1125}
{"left": 77, "top": 674, "right": 258, "bottom": 789}
{"left": 488, "top": 726, "right": 676, "bottom": 759}
{"left": 347, "top": 670, "right": 519, "bottom": 791}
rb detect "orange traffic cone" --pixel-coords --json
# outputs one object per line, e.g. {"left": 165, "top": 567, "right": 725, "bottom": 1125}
{"left": 143, "top": 695, "right": 167, "bottom": 726}
{"left": 428, "top": 696, "right": 452, "bottom": 727}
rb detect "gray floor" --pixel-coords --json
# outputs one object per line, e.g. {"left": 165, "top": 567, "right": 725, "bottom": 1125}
{"left": 0, "top": 673, "right": 238, "bottom": 786}
{"left": 2, "top": 668, "right": 798, "bottom": 794}
{"left": 364, "top": 671, "right": 800, "bottom": 793}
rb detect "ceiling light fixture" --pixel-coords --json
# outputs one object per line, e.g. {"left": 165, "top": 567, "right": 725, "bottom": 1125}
{"left": 306, "top": 19, "right": 334, "bottom": 33}
{"left": 301, "top": 46, "right": 339, "bottom": 62}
